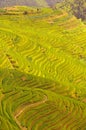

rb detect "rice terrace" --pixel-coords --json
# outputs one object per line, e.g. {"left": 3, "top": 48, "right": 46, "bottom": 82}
{"left": 0, "top": 0, "right": 86, "bottom": 130}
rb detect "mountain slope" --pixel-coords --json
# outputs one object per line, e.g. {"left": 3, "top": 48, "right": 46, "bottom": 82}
{"left": 0, "top": 0, "right": 61, "bottom": 7}
{"left": 0, "top": 6, "right": 86, "bottom": 130}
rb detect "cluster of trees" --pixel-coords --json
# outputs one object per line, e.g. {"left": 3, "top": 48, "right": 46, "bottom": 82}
{"left": 59, "top": 0, "right": 86, "bottom": 20}
{"left": 69, "top": 0, "right": 86, "bottom": 20}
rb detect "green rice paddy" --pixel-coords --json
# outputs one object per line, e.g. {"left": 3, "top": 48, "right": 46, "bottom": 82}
{"left": 0, "top": 6, "right": 86, "bottom": 130}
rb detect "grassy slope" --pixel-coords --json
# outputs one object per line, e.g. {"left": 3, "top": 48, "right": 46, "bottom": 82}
{"left": 0, "top": 0, "right": 58, "bottom": 7}
{"left": 0, "top": 6, "right": 86, "bottom": 130}
{"left": 36, "top": 0, "right": 48, "bottom": 7}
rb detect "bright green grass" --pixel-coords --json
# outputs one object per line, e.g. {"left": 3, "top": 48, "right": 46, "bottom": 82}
{"left": 0, "top": 6, "right": 86, "bottom": 130}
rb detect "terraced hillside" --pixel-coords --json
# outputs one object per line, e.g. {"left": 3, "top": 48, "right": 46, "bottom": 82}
{"left": 0, "top": 6, "right": 86, "bottom": 130}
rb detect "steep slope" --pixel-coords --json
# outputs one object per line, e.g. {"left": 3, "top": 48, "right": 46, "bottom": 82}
{"left": 0, "top": 6, "right": 86, "bottom": 130}
{"left": 0, "top": 0, "right": 61, "bottom": 7}
{"left": 56, "top": 0, "right": 86, "bottom": 20}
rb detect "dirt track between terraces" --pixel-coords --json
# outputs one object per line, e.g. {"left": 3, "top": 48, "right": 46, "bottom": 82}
{"left": 14, "top": 95, "right": 48, "bottom": 130}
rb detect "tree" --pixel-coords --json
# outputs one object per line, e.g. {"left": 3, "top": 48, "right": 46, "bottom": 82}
{"left": 23, "top": 11, "right": 28, "bottom": 15}
{"left": 63, "top": 0, "right": 86, "bottom": 20}
{"left": 70, "top": 0, "right": 86, "bottom": 20}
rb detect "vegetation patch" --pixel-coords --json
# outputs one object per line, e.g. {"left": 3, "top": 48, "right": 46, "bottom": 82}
{"left": 0, "top": 6, "right": 86, "bottom": 130}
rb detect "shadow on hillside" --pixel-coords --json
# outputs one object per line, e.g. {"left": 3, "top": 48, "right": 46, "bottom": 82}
{"left": 0, "top": 68, "right": 59, "bottom": 93}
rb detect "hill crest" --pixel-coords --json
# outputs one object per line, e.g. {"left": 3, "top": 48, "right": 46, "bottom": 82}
{"left": 0, "top": 0, "right": 62, "bottom": 7}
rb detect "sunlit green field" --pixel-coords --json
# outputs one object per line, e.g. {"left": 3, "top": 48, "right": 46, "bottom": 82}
{"left": 0, "top": 6, "right": 86, "bottom": 130}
